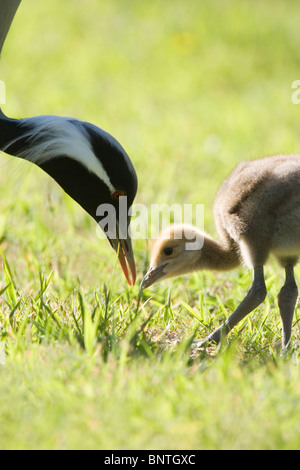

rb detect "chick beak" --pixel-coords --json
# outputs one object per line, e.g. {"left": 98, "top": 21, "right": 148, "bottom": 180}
{"left": 141, "top": 263, "right": 167, "bottom": 289}
{"left": 109, "top": 231, "right": 136, "bottom": 286}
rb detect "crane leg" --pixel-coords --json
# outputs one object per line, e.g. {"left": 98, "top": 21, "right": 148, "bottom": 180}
{"left": 201, "top": 266, "right": 267, "bottom": 346}
{"left": 278, "top": 265, "right": 298, "bottom": 349}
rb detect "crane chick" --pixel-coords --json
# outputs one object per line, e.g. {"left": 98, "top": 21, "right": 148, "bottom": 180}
{"left": 142, "top": 154, "right": 300, "bottom": 349}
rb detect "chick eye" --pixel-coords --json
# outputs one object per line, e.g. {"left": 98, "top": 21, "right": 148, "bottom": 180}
{"left": 164, "top": 247, "right": 174, "bottom": 256}
{"left": 112, "top": 190, "right": 127, "bottom": 200}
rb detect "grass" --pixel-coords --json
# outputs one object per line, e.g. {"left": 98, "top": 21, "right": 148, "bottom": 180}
{"left": 1, "top": 0, "right": 300, "bottom": 450}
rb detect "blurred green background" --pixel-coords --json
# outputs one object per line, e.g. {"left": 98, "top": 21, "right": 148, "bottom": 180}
{"left": 1, "top": 0, "right": 300, "bottom": 289}
{"left": 2, "top": 0, "right": 300, "bottom": 277}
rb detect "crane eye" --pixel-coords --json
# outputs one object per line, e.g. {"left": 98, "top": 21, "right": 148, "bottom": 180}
{"left": 112, "top": 190, "right": 127, "bottom": 200}
{"left": 164, "top": 247, "right": 174, "bottom": 256}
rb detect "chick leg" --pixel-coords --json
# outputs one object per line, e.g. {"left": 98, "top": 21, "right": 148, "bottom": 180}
{"left": 278, "top": 265, "right": 298, "bottom": 349}
{"left": 203, "top": 266, "right": 267, "bottom": 345}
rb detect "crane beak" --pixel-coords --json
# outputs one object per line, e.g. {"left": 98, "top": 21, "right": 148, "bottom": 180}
{"left": 117, "top": 236, "right": 136, "bottom": 286}
{"left": 109, "top": 226, "right": 136, "bottom": 286}
{"left": 141, "top": 263, "right": 167, "bottom": 289}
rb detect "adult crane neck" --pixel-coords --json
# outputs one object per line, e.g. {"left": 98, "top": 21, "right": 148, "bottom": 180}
{"left": 0, "top": 111, "right": 23, "bottom": 153}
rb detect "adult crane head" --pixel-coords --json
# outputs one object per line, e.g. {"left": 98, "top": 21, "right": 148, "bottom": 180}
{"left": 0, "top": 0, "right": 138, "bottom": 285}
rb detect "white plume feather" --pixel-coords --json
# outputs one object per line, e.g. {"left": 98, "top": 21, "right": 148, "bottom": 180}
{"left": 13, "top": 115, "right": 116, "bottom": 192}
